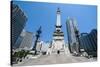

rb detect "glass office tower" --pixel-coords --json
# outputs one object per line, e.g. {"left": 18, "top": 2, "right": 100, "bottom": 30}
{"left": 11, "top": 3, "right": 27, "bottom": 47}
{"left": 79, "top": 29, "right": 97, "bottom": 57}
{"left": 66, "top": 17, "right": 80, "bottom": 54}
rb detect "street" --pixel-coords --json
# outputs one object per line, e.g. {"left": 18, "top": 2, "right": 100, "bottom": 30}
{"left": 13, "top": 51, "right": 97, "bottom": 66}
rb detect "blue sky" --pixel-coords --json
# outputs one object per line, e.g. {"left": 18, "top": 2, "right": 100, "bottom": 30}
{"left": 13, "top": 1, "right": 97, "bottom": 42}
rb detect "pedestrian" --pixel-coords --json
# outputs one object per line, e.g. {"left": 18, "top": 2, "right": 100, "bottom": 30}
{"left": 57, "top": 50, "right": 60, "bottom": 54}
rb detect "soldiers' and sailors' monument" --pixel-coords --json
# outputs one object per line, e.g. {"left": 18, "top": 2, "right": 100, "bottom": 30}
{"left": 51, "top": 8, "right": 65, "bottom": 54}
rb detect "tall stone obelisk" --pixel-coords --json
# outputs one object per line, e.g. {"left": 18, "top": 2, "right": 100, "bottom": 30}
{"left": 52, "top": 8, "right": 65, "bottom": 54}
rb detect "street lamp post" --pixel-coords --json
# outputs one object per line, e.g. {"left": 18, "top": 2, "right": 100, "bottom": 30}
{"left": 32, "top": 26, "right": 42, "bottom": 55}
{"left": 75, "top": 29, "right": 80, "bottom": 54}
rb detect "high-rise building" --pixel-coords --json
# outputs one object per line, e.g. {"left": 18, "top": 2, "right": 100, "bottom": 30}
{"left": 11, "top": 3, "right": 27, "bottom": 47}
{"left": 52, "top": 8, "right": 65, "bottom": 54}
{"left": 79, "top": 29, "right": 97, "bottom": 57}
{"left": 14, "top": 36, "right": 23, "bottom": 48}
{"left": 19, "top": 31, "right": 33, "bottom": 50}
{"left": 66, "top": 17, "right": 80, "bottom": 54}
